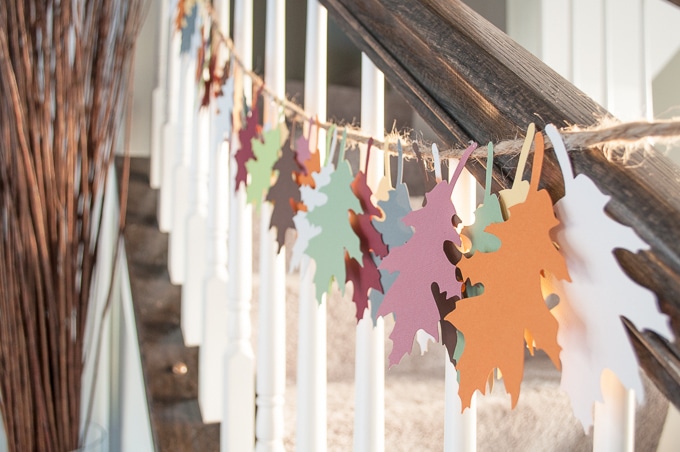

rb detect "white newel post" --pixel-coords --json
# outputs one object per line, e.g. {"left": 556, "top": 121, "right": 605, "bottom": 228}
{"left": 200, "top": 0, "right": 231, "bottom": 424}
{"left": 150, "top": 0, "right": 170, "bottom": 189}
{"left": 222, "top": 0, "right": 255, "bottom": 450}
{"left": 159, "top": 8, "right": 181, "bottom": 232}
{"left": 256, "top": 0, "right": 287, "bottom": 451}
{"left": 445, "top": 163, "right": 477, "bottom": 452}
{"left": 168, "top": 26, "right": 199, "bottom": 284}
{"left": 297, "top": 1, "right": 328, "bottom": 450}
{"left": 354, "top": 53, "right": 385, "bottom": 452}
{"left": 181, "top": 97, "right": 211, "bottom": 347}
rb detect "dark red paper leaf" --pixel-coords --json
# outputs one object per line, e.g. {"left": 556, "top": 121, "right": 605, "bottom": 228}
{"left": 234, "top": 86, "right": 263, "bottom": 190}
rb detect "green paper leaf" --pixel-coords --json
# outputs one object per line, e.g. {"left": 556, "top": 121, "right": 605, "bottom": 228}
{"left": 246, "top": 124, "right": 285, "bottom": 210}
{"left": 306, "top": 160, "right": 362, "bottom": 302}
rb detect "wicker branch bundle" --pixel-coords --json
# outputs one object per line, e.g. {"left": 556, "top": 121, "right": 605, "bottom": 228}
{"left": 0, "top": 1, "right": 144, "bottom": 450}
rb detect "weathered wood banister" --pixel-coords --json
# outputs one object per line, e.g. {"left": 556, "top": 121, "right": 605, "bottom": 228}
{"left": 320, "top": 0, "right": 680, "bottom": 409}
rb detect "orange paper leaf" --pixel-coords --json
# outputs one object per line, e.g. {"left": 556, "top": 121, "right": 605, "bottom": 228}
{"left": 446, "top": 132, "right": 570, "bottom": 409}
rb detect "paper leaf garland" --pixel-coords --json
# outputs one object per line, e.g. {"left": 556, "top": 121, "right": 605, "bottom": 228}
{"left": 378, "top": 144, "right": 477, "bottom": 366}
{"left": 246, "top": 124, "right": 285, "bottom": 209}
{"left": 447, "top": 133, "right": 569, "bottom": 409}
{"left": 306, "top": 160, "right": 363, "bottom": 302}
{"left": 544, "top": 125, "right": 673, "bottom": 428}
{"left": 234, "top": 87, "right": 262, "bottom": 190}
{"left": 295, "top": 120, "right": 314, "bottom": 172}
{"left": 267, "top": 131, "right": 304, "bottom": 252}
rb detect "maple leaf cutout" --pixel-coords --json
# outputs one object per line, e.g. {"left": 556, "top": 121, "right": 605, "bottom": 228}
{"left": 246, "top": 124, "right": 286, "bottom": 209}
{"left": 544, "top": 125, "right": 673, "bottom": 429}
{"left": 306, "top": 160, "right": 362, "bottom": 302}
{"left": 344, "top": 143, "right": 389, "bottom": 321}
{"left": 266, "top": 130, "right": 304, "bottom": 253}
{"left": 446, "top": 133, "right": 569, "bottom": 409}
{"left": 234, "top": 87, "right": 263, "bottom": 190}
{"left": 378, "top": 144, "right": 477, "bottom": 366}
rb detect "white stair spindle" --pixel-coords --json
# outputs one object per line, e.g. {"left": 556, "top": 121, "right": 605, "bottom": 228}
{"left": 445, "top": 162, "right": 477, "bottom": 452}
{"left": 150, "top": 0, "right": 170, "bottom": 189}
{"left": 354, "top": 53, "right": 385, "bottom": 452}
{"left": 572, "top": 0, "right": 606, "bottom": 106}
{"left": 593, "top": 370, "right": 635, "bottom": 452}
{"left": 159, "top": 12, "right": 181, "bottom": 232}
{"left": 168, "top": 33, "right": 199, "bottom": 284}
{"left": 200, "top": 0, "right": 231, "bottom": 425}
{"left": 222, "top": 0, "right": 255, "bottom": 450}
{"left": 255, "top": 0, "right": 287, "bottom": 451}
{"left": 181, "top": 102, "right": 210, "bottom": 346}
{"left": 297, "top": 1, "right": 328, "bottom": 450}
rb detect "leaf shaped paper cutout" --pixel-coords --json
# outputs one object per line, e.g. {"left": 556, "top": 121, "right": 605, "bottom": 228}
{"left": 461, "top": 143, "right": 503, "bottom": 256}
{"left": 246, "top": 124, "right": 286, "bottom": 209}
{"left": 447, "top": 133, "right": 569, "bottom": 409}
{"left": 346, "top": 252, "right": 383, "bottom": 321}
{"left": 234, "top": 87, "right": 262, "bottom": 191}
{"left": 295, "top": 150, "right": 321, "bottom": 189}
{"left": 544, "top": 125, "right": 673, "bottom": 429}
{"left": 295, "top": 119, "right": 314, "bottom": 172}
{"left": 498, "top": 123, "right": 535, "bottom": 218}
{"left": 289, "top": 164, "right": 333, "bottom": 271}
{"left": 344, "top": 143, "right": 388, "bottom": 321}
{"left": 266, "top": 131, "right": 304, "bottom": 253}
{"left": 306, "top": 160, "right": 362, "bottom": 302}
{"left": 213, "top": 76, "right": 234, "bottom": 145}
{"left": 378, "top": 144, "right": 477, "bottom": 366}
{"left": 179, "top": 2, "right": 198, "bottom": 54}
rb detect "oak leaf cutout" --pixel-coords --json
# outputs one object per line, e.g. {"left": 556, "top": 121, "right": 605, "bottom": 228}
{"left": 234, "top": 87, "right": 262, "bottom": 191}
{"left": 544, "top": 125, "right": 673, "bottom": 428}
{"left": 446, "top": 132, "right": 569, "bottom": 409}
{"left": 306, "top": 160, "right": 362, "bottom": 302}
{"left": 266, "top": 128, "right": 304, "bottom": 253}
{"left": 246, "top": 123, "right": 286, "bottom": 209}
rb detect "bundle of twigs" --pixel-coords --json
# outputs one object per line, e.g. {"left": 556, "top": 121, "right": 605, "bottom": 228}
{"left": 0, "top": 0, "right": 144, "bottom": 450}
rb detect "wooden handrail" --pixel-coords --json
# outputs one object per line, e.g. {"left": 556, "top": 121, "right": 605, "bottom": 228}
{"left": 320, "top": 0, "right": 680, "bottom": 409}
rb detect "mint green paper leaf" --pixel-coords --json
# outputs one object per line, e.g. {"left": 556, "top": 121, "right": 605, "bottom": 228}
{"left": 246, "top": 124, "right": 285, "bottom": 210}
{"left": 306, "top": 160, "right": 362, "bottom": 302}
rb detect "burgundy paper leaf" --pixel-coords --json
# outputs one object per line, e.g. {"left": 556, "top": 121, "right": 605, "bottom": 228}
{"left": 432, "top": 282, "right": 461, "bottom": 365}
{"left": 350, "top": 170, "right": 388, "bottom": 258}
{"left": 234, "top": 87, "right": 262, "bottom": 190}
{"left": 345, "top": 251, "right": 383, "bottom": 322}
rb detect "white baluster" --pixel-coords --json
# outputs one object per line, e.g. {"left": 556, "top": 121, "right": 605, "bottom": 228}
{"left": 159, "top": 4, "right": 181, "bottom": 232}
{"left": 150, "top": 0, "right": 170, "bottom": 189}
{"left": 181, "top": 101, "right": 210, "bottom": 346}
{"left": 354, "top": 53, "right": 385, "bottom": 452}
{"left": 593, "top": 370, "right": 635, "bottom": 452}
{"left": 168, "top": 28, "right": 199, "bottom": 284}
{"left": 200, "top": 0, "right": 231, "bottom": 424}
{"left": 256, "top": 0, "right": 286, "bottom": 451}
{"left": 296, "top": 2, "right": 328, "bottom": 451}
{"left": 572, "top": 0, "right": 606, "bottom": 106}
{"left": 222, "top": 0, "right": 255, "bottom": 449}
{"left": 445, "top": 163, "right": 477, "bottom": 452}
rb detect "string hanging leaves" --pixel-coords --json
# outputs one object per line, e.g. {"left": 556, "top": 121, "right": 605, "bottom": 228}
{"left": 246, "top": 123, "right": 286, "bottom": 209}
{"left": 306, "top": 159, "right": 363, "bottom": 302}
{"left": 345, "top": 140, "right": 388, "bottom": 321}
{"left": 447, "top": 132, "right": 569, "bottom": 409}
{"left": 267, "top": 129, "right": 304, "bottom": 253}
{"left": 234, "top": 87, "right": 263, "bottom": 190}
{"left": 544, "top": 125, "right": 673, "bottom": 429}
{"left": 378, "top": 144, "right": 477, "bottom": 366}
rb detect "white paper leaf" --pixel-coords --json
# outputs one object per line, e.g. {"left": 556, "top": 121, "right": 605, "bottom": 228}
{"left": 545, "top": 124, "right": 673, "bottom": 429}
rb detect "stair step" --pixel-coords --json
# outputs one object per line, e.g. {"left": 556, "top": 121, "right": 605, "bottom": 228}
{"left": 119, "top": 157, "right": 219, "bottom": 452}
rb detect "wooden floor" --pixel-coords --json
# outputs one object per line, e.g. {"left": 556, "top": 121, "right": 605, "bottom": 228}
{"left": 120, "top": 157, "right": 219, "bottom": 452}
